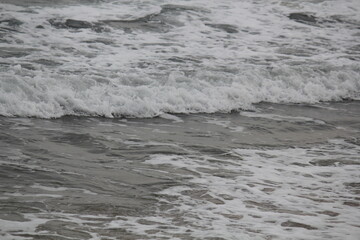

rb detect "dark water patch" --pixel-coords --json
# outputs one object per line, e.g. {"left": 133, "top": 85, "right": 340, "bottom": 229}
{"left": 0, "top": 132, "right": 25, "bottom": 145}
{"left": 138, "top": 180, "right": 179, "bottom": 191}
{"left": 0, "top": 22, "right": 22, "bottom": 33}
{"left": 141, "top": 42, "right": 183, "bottom": 47}
{"left": 329, "top": 15, "right": 360, "bottom": 28}
{"left": 288, "top": 12, "right": 359, "bottom": 29}
{"left": 160, "top": 4, "right": 208, "bottom": 14}
{"left": 100, "top": 14, "right": 169, "bottom": 33}
{"left": 186, "top": 144, "right": 230, "bottom": 156}
{"left": 281, "top": 220, "right": 318, "bottom": 230}
{"left": 64, "top": 19, "right": 92, "bottom": 29}
{"left": 244, "top": 200, "right": 317, "bottom": 217}
{"left": 298, "top": 194, "right": 334, "bottom": 203}
{"left": 50, "top": 132, "right": 106, "bottom": 150}
{"left": 347, "top": 44, "right": 360, "bottom": 53}
{"left": 202, "top": 168, "right": 250, "bottom": 179}
{"left": 82, "top": 38, "right": 115, "bottom": 45}
{"left": 0, "top": 18, "right": 23, "bottom": 34}
{"left": 315, "top": 172, "right": 333, "bottom": 178}
{"left": 247, "top": 125, "right": 273, "bottom": 134}
{"left": 100, "top": 5, "right": 201, "bottom": 33}
{"left": 24, "top": 147, "right": 51, "bottom": 156}
{"left": 137, "top": 219, "right": 164, "bottom": 226}
{"left": 1, "top": 166, "right": 163, "bottom": 218}
{"left": 309, "top": 159, "right": 359, "bottom": 166}
{"left": 261, "top": 187, "right": 276, "bottom": 193}
{"left": 180, "top": 189, "right": 225, "bottom": 205}
{"left": 316, "top": 210, "right": 339, "bottom": 217}
{"left": 11, "top": 233, "right": 72, "bottom": 240}
{"left": 0, "top": 164, "right": 66, "bottom": 188}
{"left": 343, "top": 201, "right": 359, "bottom": 207}
{"left": 48, "top": 18, "right": 107, "bottom": 32}
{"left": 344, "top": 182, "right": 360, "bottom": 189}
{"left": 0, "top": 0, "right": 107, "bottom": 7}
{"left": 0, "top": 18, "right": 23, "bottom": 27}
{"left": 0, "top": 212, "right": 29, "bottom": 222}
{"left": 204, "top": 237, "right": 227, "bottom": 240}
{"left": 205, "top": 23, "right": 238, "bottom": 33}
{"left": 168, "top": 56, "right": 202, "bottom": 64}
{"left": 244, "top": 200, "right": 278, "bottom": 211}
{"left": 37, "top": 220, "right": 93, "bottom": 239}
{"left": 0, "top": 202, "right": 44, "bottom": 215}
{"left": 96, "top": 228, "right": 142, "bottom": 240}
{"left": 0, "top": 47, "right": 32, "bottom": 58}
{"left": 16, "top": 63, "right": 36, "bottom": 70}
{"left": 48, "top": 18, "right": 67, "bottom": 28}
{"left": 33, "top": 58, "right": 62, "bottom": 66}
{"left": 68, "top": 202, "right": 145, "bottom": 217}
{"left": 277, "top": 47, "right": 315, "bottom": 57}
{"left": 289, "top": 13, "right": 317, "bottom": 25}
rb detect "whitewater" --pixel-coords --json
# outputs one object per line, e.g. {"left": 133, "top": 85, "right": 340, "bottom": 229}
{"left": 0, "top": 1, "right": 360, "bottom": 240}
{"left": 0, "top": 0, "right": 359, "bottom": 118}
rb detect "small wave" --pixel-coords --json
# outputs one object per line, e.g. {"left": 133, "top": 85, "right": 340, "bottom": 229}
{"left": 0, "top": 65, "right": 359, "bottom": 118}
{"left": 0, "top": 0, "right": 359, "bottom": 118}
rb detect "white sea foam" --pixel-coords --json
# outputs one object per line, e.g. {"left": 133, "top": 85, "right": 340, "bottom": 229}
{"left": 139, "top": 139, "right": 360, "bottom": 239}
{"left": 0, "top": 215, "right": 49, "bottom": 240}
{"left": 31, "top": 183, "right": 68, "bottom": 192}
{"left": 0, "top": 212, "right": 107, "bottom": 240}
{"left": 0, "top": 0, "right": 359, "bottom": 118}
{"left": 31, "top": 183, "right": 98, "bottom": 195}
{"left": 159, "top": 113, "right": 184, "bottom": 122}
{"left": 230, "top": 126, "right": 245, "bottom": 132}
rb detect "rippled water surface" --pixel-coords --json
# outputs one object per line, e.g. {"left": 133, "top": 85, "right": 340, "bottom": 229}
{"left": 1, "top": 0, "right": 360, "bottom": 239}
{"left": 1, "top": 101, "right": 359, "bottom": 239}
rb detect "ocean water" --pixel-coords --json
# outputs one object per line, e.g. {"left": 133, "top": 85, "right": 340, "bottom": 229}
{"left": 0, "top": 0, "right": 359, "bottom": 239}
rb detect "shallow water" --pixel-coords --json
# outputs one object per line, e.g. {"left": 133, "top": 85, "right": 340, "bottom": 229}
{"left": 0, "top": 101, "right": 359, "bottom": 240}
{"left": 1, "top": 0, "right": 360, "bottom": 239}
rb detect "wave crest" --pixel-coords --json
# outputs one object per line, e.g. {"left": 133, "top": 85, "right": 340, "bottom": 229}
{"left": 1, "top": 65, "right": 359, "bottom": 118}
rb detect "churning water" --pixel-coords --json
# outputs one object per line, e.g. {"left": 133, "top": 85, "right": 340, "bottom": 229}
{"left": 0, "top": 0, "right": 359, "bottom": 239}
{"left": 0, "top": 0, "right": 359, "bottom": 118}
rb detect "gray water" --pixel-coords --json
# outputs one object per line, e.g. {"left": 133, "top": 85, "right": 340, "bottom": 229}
{"left": 1, "top": 0, "right": 359, "bottom": 118}
{"left": 1, "top": 101, "right": 359, "bottom": 239}
{"left": 1, "top": 0, "right": 360, "bottom": 239}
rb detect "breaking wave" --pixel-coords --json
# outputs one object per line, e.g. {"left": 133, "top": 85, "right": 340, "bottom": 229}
{"left": 0, "top": 0, "right": 359, "bottom": 118}
{"left": 1, "top": 65, "right": 359, "bottom": 118}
